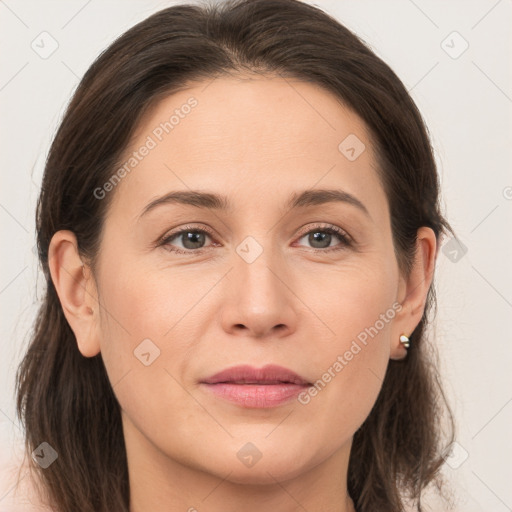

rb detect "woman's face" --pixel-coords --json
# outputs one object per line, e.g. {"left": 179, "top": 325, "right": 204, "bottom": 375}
{"left": 82, "top": 76, "right": 412, "bottom": 485}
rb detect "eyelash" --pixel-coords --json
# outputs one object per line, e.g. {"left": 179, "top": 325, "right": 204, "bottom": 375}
{"left": 157, "top": 223, "right": 353, "bottom": 255}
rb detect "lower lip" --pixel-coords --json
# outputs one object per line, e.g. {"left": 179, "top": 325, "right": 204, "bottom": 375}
{"left": 200, "top": 382, "right": 309, "bottom": 408}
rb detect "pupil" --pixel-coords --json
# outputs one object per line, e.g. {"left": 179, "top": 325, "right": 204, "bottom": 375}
{"left": 183, "top": 231, "right": 205, "bottom": 249}
{"left": 310, "top": 231, "right": 331, "bottom": 248}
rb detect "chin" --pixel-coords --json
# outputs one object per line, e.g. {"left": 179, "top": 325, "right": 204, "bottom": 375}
{"left": 221, "top": 464, "right": 303, "bottom": 486}
{"left": 195, "top": 447, "right": 313, "bottom": 486}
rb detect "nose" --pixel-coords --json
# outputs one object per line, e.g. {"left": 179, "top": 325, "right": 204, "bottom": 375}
{"left": 219, "top": 240, "right": 298, "bottom": 339}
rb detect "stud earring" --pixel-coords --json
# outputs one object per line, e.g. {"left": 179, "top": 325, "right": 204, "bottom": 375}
{"left": 399, "top": 334, "right": 410, "bottom": 348}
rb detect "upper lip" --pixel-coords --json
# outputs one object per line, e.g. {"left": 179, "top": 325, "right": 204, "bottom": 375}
{"left": 201, "top": 364, "right": 311, "bottom": 385}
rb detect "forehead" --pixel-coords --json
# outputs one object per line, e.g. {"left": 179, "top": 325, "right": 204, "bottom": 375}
{"left": 109, "top": 75, "right": 387, "bottom": 221}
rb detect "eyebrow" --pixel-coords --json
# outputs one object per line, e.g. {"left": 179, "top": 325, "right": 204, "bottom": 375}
{"left": 139, "top": 188, "right": 371, "bottom": 220}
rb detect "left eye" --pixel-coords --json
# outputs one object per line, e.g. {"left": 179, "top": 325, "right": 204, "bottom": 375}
{"left": 295, "top": 226, "right": 351, "bottom": 251}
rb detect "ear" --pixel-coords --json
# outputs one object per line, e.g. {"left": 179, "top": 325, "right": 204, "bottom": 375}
{"left": 390, "top": 226, "right": 438, "bottom": 361}
{"left": 48, "top": 230, "right": 101, "bottom": 357}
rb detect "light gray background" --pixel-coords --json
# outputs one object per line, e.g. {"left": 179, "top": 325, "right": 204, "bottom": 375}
{"left": 1, "top": 1, "right": 511, "bottom": 510}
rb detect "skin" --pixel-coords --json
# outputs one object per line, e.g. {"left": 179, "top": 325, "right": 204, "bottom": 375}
{"left": 48, "top": 75, "right": 437, "bottom": 512}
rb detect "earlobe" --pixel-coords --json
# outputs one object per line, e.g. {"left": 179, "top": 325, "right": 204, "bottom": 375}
{"left": 390, "top": 227, "right": 437, "bottom": 360}
{"left": 48, "top": 230, "right": 101, "bottom": 358}
{"left": 389, "top": 333, "right": 410, "bottom": 361}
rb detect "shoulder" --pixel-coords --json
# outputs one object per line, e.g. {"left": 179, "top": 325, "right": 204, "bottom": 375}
{"left": 0, "top": 438, "right": 53, "bottom": 512}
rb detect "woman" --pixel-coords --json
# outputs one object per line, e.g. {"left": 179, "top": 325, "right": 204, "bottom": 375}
{"left": 14, "top": 0, "right": 455, "bottom": 510}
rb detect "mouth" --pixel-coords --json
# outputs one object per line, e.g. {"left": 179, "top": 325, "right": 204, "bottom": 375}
{"left": 201, "top": 364, "right": 311, "bottom": 386}
{"left": 215, "top": 380, "right": 301, "bottom": 384}
{"left": 200, "top": 364, "right": 311, "bottom": 408}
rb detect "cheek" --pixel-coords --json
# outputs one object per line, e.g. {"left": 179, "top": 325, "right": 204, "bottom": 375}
{"left": 307, "top": 257, "right": 397, "bottom": 351}
{"left": 95, "top": 248, "right": 189, "bottom": 341}
{"left": 92, "top": 254, "right": 171, "bottom": 386}
{"left": 93, "top": 259, "right": 200, "bottom": 442}
{"left": 93, "top": 250, "right": 221, "bottom": 408}
{"left": 297, "top": 262, "right": 396, "bottom": 430}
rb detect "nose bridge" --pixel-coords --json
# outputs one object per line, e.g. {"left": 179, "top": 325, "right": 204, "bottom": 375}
{"left": 234, "top": 234, "right": 284, "bottom": 307}
{"left": 221, "top": 231, "right": 296, "bottom": 336}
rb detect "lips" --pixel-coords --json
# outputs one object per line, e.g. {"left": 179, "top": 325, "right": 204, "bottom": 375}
{"left": 201, "top": 364, "right": 311, "bottom": 386}
{"left": 200, "top": 364, "right": 311, "bottom": 408}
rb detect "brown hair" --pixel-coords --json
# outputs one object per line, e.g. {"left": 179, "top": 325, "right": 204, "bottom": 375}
{"left": 15, "top": 0, "right": 455, "bottom": 510}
